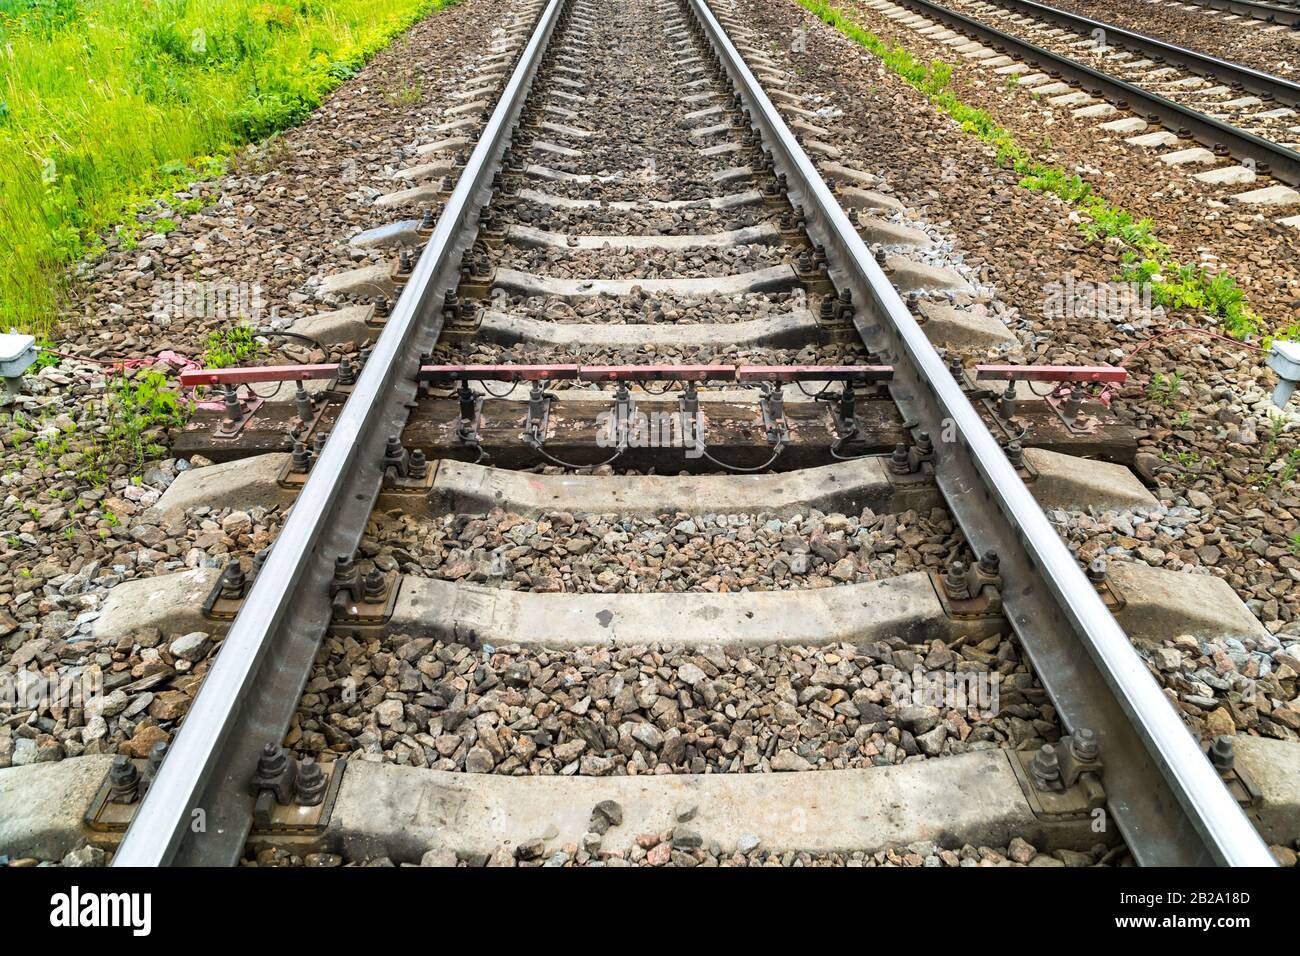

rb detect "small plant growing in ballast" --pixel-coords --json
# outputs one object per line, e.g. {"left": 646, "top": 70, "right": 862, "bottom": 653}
{"left": 1147, "top": 371, "right": 1184, "bottom": 407}
{"left": 202, "top": 323, "right": 262, "bottom": 369}
{"left": 80, "top": 368, "right": 188, "bottom": 481}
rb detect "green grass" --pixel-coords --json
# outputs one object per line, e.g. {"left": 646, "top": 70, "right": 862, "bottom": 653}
{"left": 0, "top": 362, "right": 186, "bottom": 481}
{"left": 98, "top": 368, "right": 187, "bottom": 478}
{"left": 202, "top": 321, "right": 261, "bottom": 368}
{"left": 796, "top": 0, "right": 1282, "bottom": 343}
{"left": 0, "top": 0, "right": 458, "bottom": 333}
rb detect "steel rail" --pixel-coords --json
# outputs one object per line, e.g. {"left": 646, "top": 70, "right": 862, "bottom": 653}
{"left": 1176, "top": 0, "right": 1300, "bottom": 29}
{"left": 892, "top": 0, "right": 1300, "bottom": 185}
{"left": 110, "top": 0, "right": 568, "bottom": 866}
{"left": 685, "top": 0, "right": 1275, "bottom": 865}
{"left": 971, "top": 0, "right": 1300, "bottom": 104}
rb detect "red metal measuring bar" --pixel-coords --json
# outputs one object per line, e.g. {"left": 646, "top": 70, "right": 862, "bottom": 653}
{"left": 576, "top": 364, "right": 737, "bottom": 382}
{"left": 178, "top": 364, "right": 342, "bottom": 387}
{"left": 181, "top": 361, "right": 905, "bottom": 389}
{"left": 418, "top": 363, "right": 582, "bottom": 383}
{"left": 736, "top": 364, "right": 894, "bottom": 383}
{"left": 418, "top": 363, "right": 899, "bottom": 384}
{"left": 974, "top": 365, "right": 1128, "bottom": 384}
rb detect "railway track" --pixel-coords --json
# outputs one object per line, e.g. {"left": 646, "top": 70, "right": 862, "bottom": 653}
{"left": 879, "top": 0, "right": 1300, "bottom": 194}
{"left": 1172, "top": 0, "right": 1300, "bottom": 30}
{"left": 8, "top": 0, "right": 1295, "bottom": 868}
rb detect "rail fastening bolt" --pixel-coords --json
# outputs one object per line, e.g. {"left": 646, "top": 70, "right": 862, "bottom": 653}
{"left": 384, "top": 435, "right": 407, "bottom": 473}
{"left": 1030, "top": 743, "right": 1062, "bottom": 791}
{"left": 108, "top": 755, "right": 140, "bottom": 804}
{"left": 257, "top": 742, "right": 288, "bottom": 779}
{"left": 291, "top": 441, "right": 312, "bottom": 474}
{"left": 944, "top": 560, "right": 971, "bottom": 600}
{"left": 888, "top": 442, "right": 912, "bottom": 475}
{"left": 1072, "top": 727, "right": 1099, "bottom": 761}
{"left": 364, "top": 569, "right": 388, "bottom": 602}
{"left": 294, "top": 757, "right": 327, "bottom": 806}
{"left": 1210, "top": 735, "right": 1235, "bottom": 773}
{"left": 1087, "top": 557, "right": 1108, "bottom": 586}
{"left": 220, "top": 561, "right": 247, "bottom": 600}
{"left": 147, "top": 740, "right": 168, "bottom": 771}
{"left": 408, "top": 448, "right": 429, "bottom": 479}
{"left": 978, "top": 550, "right": 1000, "bottom": 576}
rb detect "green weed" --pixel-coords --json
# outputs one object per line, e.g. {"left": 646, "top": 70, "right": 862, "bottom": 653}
{"left": 32, "top": 340, "right": 61, "bottom": 370}
{"left": 89, "top": 368, "right": 187, "bottom": 477}
{"left": 1147, "top": 371, "right": 1184, "bottom": 407}
{"left": 384, "top": 83, "right": 421, "bottom": 106}
{"left": 202, "top": 322, "right": 261, "bottom": 368}
{"left": 1282, "top": 449, "right": 1300, "bottom": 486}
{"left": 1163, "top": 448, "right": 1219, "bottom": 474}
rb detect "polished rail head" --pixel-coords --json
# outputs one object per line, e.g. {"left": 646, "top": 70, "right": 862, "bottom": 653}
{"left": 683, "top": 0, "right": 1273, "bottom": 865}
{"left": 111, "top": 0, "right": 570, "bottom": 867}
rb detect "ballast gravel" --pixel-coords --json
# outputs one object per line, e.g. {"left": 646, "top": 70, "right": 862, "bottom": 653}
{"left": 291, "top": 636, "right": 1055, "bottom": 774}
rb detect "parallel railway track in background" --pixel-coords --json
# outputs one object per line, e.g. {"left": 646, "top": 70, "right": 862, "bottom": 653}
{"left": 890, "top": 0, "right": 1300, "bottom": 186}
{"left": 1176, "top": 0, "right": 1300, "bottom": 30}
